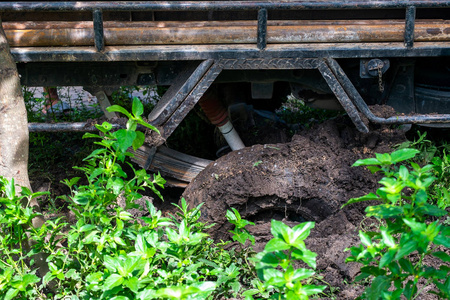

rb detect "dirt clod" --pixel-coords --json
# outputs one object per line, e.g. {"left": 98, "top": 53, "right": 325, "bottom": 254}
{"left": 183, "top": 111, "right": 408, "bottom": 297}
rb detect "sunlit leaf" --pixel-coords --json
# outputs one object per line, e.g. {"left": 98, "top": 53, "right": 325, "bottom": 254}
{"left": 132, "top": 97, "right": 144, "bottom": 117}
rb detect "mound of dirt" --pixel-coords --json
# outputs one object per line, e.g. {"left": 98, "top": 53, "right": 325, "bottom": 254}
{"left": 183, "top": 110, "right": 409, "bottom": 298}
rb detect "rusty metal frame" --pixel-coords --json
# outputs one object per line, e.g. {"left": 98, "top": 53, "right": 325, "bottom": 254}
{"left": 146, "top": 57, "right": 450, "bottom": 140}
{"left": 1, "top": 1, "right": 449, "bottom": 11}
{"left": 2, "top": 1, "right": 449, "bottom": 135}
{"left": 2, "top": 1, "right": 450, "bottom": 62}
{"left": 27, "top": 57, "right": 450, "bottom": 136}
{"left": 325, "top": 58, "right": 450, "bottom": 126}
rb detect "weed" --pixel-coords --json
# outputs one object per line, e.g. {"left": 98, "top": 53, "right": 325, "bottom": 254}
{"left": 1, "top": 97, "right": 327, "bottom": 300}
{"left": 242, "top": 219, "right": 326, "bottom": 300}
{"left": 396, "top": 130, "right": 450, "bottom": 209}
{"left": 276, "top": 97, "right": 342, "bottom": 131}
{"left": 343, "top": 148, "right": 450, "bottom": 299}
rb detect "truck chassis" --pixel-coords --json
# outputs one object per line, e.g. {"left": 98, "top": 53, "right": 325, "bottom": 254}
{"left": 1, "top": 1, "right": 450, "bottom": 184}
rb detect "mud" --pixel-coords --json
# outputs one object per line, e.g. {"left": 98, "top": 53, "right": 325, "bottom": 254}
{"left": 182, "top": 109, "right": 413, "bottom": 298}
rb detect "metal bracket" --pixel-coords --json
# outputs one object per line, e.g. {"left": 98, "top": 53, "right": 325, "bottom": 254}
{"left": 326, "top": 58, "right": 450, "bottom": 126}
{"left": 360, "top": 59, "right": 390, "bottom": 78}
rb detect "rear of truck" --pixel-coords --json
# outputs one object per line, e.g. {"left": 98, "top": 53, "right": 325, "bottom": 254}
{"left": 1, "top": 1, "right": 450, "bottom": 183}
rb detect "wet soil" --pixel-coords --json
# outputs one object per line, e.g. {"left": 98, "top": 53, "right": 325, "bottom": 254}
{"left": 181, "top": 107, "right": 446, "bottom": 299}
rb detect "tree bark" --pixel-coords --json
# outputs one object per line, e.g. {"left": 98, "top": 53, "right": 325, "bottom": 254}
{"left": 0, "top": 18, "right": 49, "bottom": 277}
{"left": 0, "top": 19, "right": 31, "bottom": 190}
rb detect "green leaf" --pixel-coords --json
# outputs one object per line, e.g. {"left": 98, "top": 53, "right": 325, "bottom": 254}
{"left": 83, "top": 132, "right": 101, "bottom": 139}
{"left": 380, "top": 249, "right": 396, "bottom": 268}
{"left": 353, "top": 158, "right": 380, "bottom": 167}
{"left": 291, "top": 221, "right": 315, "bottom": 242}
{"left": 365, "top": 276, "right": 391, "bottom": 300}
{"left": 416, "top": 204, "right": 447, "bottom": 217}
{"left": 435, "top": 234, "right": 450, "bottom": 248}
{"left": 132, "top": 97, "right": 144, "bottom": 117}
{"left": 432, "top": 251, "right": 450, "bottom": 263}
{"left": 381, "top": 229, "right": 396, "bottom": 248}
{"left": 132, "top": 131, "right": 145, "bottom": 151}
{"left": 342, "top": 193, "right": 379, "bottom": 208}
{"left": 359, "top": 231, "right": 372, "bottom": 247}
{"left": 388, "top": 261, "right": 401, "bottom": 276}
{"left": 136, "top": 119, "right": 160, "bottom": 134}
{"left": 113, "top": 129, "right": 136, "bottom": 153}
{"left": 264, "top": 238, "right": 290, "bottom": 252}
{"left": 403, "top": 280, "right": 417, "bottom": 299}
{"left": 21, "top": 274, "right": 40, "bottom": 287}
{"left": 390, "top": 148, "right": 419, "bottom": 163}
{"left": 103, "top": 273, "right": 124, "bottom": 290}
{"left": 301, "top": 284, "right": 326, "bottom": 296}
{"left": 226, "top": 209, "right": 238, "bottom": 223}
{"left": 264, "top": 269, "right": 285, "bottom": 287}
{"left": 80, "top": 224, "right": 96, "bottom": 232}
{"left": 107, "top": 177, "right": 124, "bottom": 195}
{"left": 94, "top": 121, "right": 113, "bottom": 133}
{"left": 398, "top": 165, "right": 409, "bottom": 180}
{"left": 375, "top": 153, "right": 392, "bottom": 164}
{"left": 292, "top": 268, "right": 315, "bottom": 281}
{"left": 110, "top": 296, "right": 130, "bottom": 300}
{"left": 292, "top": 248, "right": 317, "bottom": 269}
{"left": 395, "top": 240, "right": 417, "bottom": 260}
{"left": 403, "top": 218, "right": 426, "bottom": 234}
{"left": 103, "top": 255, "right": 118, "bottom": 272}
{"left": 124, "top": 277, "right": 139, "bottom": 293}
{"left": 72, "top": 191, "right": 90, "bottom": 205}
{"left": 366, "top": 204, "right": 404, "bottom": 218}
{"left": 155, "top": 286, "right": 200, "bottom": 299}
{"left": 358, "top": 266, "right": 386, "bottom": 278}
{"left": 5, "top": 178, "right": 15, "bottom": 199}
{"left": 4, "top": 288, "right": 19, "bottom": 300}
{"left": 398, "top": 258, "right": 414, "bottom": 274}
{"left": 258, "top": 252, "right": 280, "bottom": 268}
{"left": 270, "top": 220, "right": 290, "bottom": 242}
{"left": 137, "top": 289, "right": 156, "bottom": 300}
{"left": 107, "top": 105, "right": 132, "bottom": 118}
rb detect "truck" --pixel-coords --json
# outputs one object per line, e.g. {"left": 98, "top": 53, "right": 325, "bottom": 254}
{"left": 1, "top": 1, "right": 450, "bottom": 185}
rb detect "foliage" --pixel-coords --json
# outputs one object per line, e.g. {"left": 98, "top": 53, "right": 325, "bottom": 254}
{"left": 226, "top": 208, "right": 255, "bottom": 246}
{"left": 343, "top": 148, "right": 450, "bottom": 299}
{"left": 0, "top": 177, "right": 49, "bottom": 300}
{"left": 276, "top": 96, "right": 342, "bottom": 130}
{"left": 244, "top": 220, "right": 326, "bottom": 300}
{"left": 1, "top": 97, "right": 326, "bottom": 300}
{"left": 397, "top": 130, "right": 450, "bottom": 209}
{"left": 110, "top": 85, "right": 156, "bottom": 117}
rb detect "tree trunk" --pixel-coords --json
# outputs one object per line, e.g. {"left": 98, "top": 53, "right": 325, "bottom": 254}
{"left": 0, "top": 18, "right": 49, "bottom": 277}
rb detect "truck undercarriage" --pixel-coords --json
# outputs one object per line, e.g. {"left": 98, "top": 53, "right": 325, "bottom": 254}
{"left": 1, "top": 1, "right": 450, "bottom": 185}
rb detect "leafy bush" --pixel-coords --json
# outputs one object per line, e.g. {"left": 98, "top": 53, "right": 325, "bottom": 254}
{"left": 343, "top": 148, "right": 450, "bottom": 299}
{"left": 246, "top": 220, "right": 326, "bottom": 300}
{"left": 1, "top": 98, "right": 325, "bottom": 300}
{"left": 397, "top": 130, "right": 450, "bottom": 210}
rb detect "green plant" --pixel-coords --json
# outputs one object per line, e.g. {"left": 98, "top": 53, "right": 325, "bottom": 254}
{"left": 0, "top": 178, "right": 50, "bottom": 300}
{"left": 397, "top": 130, "right": 450, "bottom": 209}
{"left": 244, "top": 220, "right": 326, "bottom": 300}
{"left": 343, "top": 148, "right": 450, "bottom": 299}
{"left": 397, "top": 131, "right": 437, "bottom": 164}
{"left": 226, "top": 208, "right": 255, "bottom": 246}
{"left": 1, "top": 97, "right": 270, "bottom": 300}
{"left": 110, "top": 85, "right": 156, "bottom": 117}
{"left": 276, "top": 97, "right": 342, "bottom": 130}
{"left": 430, "top": 149, "right": 450, "bottom": 210}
